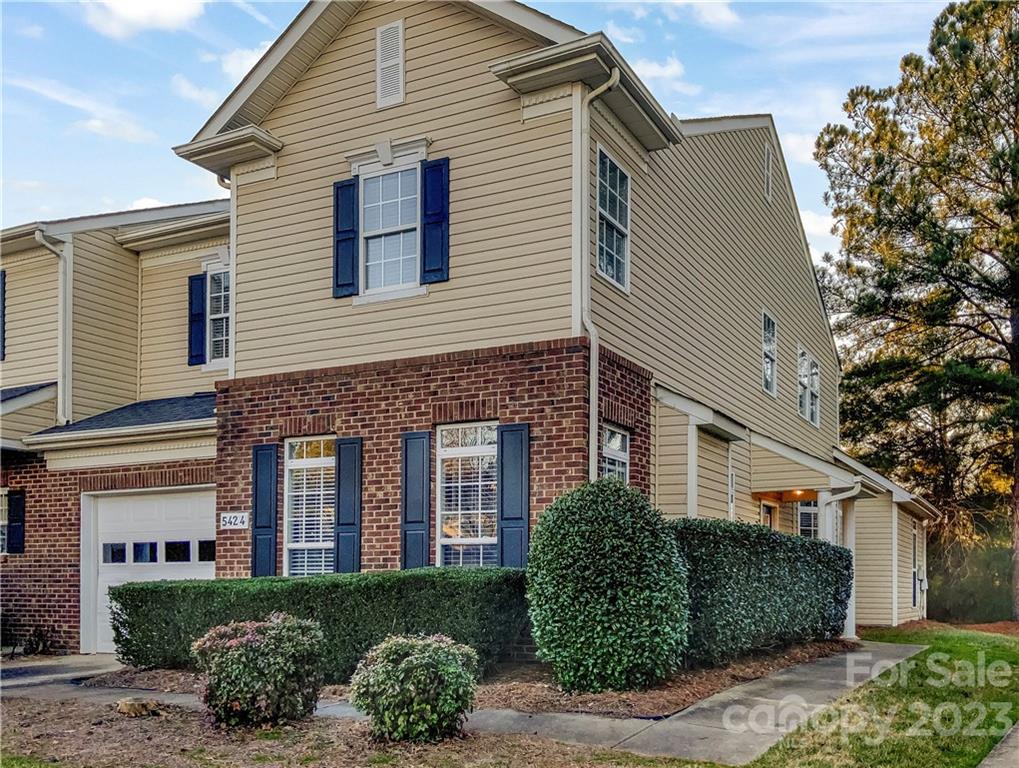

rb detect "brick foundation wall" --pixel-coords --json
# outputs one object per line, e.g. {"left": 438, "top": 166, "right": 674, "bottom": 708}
{"left": 598, "top": 346, "right": 653, "bottom": 496}
{"left": 0, "top": 454, "right": 215, "bottom": 651}
{"left": 215, "top": 338, "right": 594, "bottom": 576}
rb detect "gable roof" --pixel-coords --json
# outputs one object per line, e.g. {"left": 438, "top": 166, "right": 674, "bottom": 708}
{"left": 191, "top": 0, "right": 583, "bottom": 143}
{"left": 0, "top": 382, "right": 56, "bottom": 404}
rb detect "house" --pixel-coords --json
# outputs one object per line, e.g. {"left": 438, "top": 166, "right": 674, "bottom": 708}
{"left": 0, "top": 0, "right": 936, "bottom": 655}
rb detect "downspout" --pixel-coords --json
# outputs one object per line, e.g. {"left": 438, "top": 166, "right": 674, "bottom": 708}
{"left": 581, "top": 67, "right": 620, "bottom": 480}
{"left": 33, "top": 228, "right": 72, "bottom": 424}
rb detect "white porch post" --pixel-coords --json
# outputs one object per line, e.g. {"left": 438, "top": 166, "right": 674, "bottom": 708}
{"left": 817, "top": 489, "right": 834, "bottom": 542}
{"left": 842, "top": 499, "right": 858, "bottom": 639}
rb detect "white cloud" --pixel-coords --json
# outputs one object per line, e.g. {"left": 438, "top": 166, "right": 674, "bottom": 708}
{"left": 83, "top": 0, "right": 206, "bottom": 40}
{"left": 217, "top": 41, "right": 272, "bottom": 83}
{"left": 130, "top": 197, "right": 168, "bottom": 210}
{"left": 633, "top": 55, "right": 701, "bottom": 96}
{"left": 2, "top": 178, "right": 46, "bottom": 191}
{"left": 171, "top": 74, "right": 219, "bottom": 108}
{"left": 782, "top": 132, "right": 818, "bottom": 166}
{"left": 801, "top": 208, "right": 840, "bottom": 261}
{"left": 18, "top": 24, "right": 44, "bottom": 39}
{"left": 605, "top": 20, "right": 642, "bottom": 44}
{"left": 661, "top": 1, "right": 739, "bottom": 29}
{"left": 5, "top": 76, "right": 156, "bottom": 143}
{"left": 231, "top": 0, "right": 276, "bottom": 29}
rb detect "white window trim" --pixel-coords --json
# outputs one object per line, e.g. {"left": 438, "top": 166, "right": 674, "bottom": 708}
{"left": 0, "top": 487, "right": 8, "bottom": 555}
{"left": 764, "top": 142, "right": 774, "bottom": 202}
{"left": 435, "top": 422, "right": 499, "bottom": 567}
{"left": 282, "top": 436, "right": 335, "bottom": 577}
{"left": 375, "top": 19, "right": 405, "bottom": 109}
{"left": 798, "top": 500, "right": 818, "bottom": 538}
{"left": 601, "top": 423, "right": 630, "bottom": 483}
{"left": 760, "top": 500, "right": 778, "bottom": 529}
{"left": 911, "top": 519, "right": 918, "bottom": 608}
{"left": 797, "top": 346, "right": 821, "bottom": 428}
{"left": 595, "top": 143, "right": 632, "bottom": 295}
{"left": 761, "top": 309, "right": 778, "bottom": 398}
{"left": 358, "top": 162, "right": 422, "bottom": 298}
{"left": 202, "top": 248, "right": 231, "bottom": 373}
{"left": 726, "top": 448, "right": 736, "bottom": 521}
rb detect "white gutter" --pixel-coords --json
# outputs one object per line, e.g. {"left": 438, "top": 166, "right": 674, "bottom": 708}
{"left": 580, "top": 67, "right": 620, "bottom": 480}
{"left": 33, "top": 229, "right": 72, "bottom": 425}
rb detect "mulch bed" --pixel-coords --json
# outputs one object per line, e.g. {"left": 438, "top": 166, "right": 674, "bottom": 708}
{"left": 85, "top": 639, "right": 857, "bottom": 720}
{"left": 959, "top": 621, "right": 1019, "bottom": 637}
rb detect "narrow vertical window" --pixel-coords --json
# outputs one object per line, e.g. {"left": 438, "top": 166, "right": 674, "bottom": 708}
{"left": 761, "top": 501, "right": 777, "bottom": 529}
{"left": 0, "top": 488, "right": 7, "bottom": 554}
{"left": 762, "top": 312, "right": 777, "bottom": 396}
{"left": 207, "top": 269, "right": 230, "bottom": 361}
{"left": 597, "top": 148, "right": 630, "bottom": 291}
{"left": 911, "top": 520, "right": 918, "bottom": 608}
{"left": 362, "top": 166, "right": 419, "bottom": 292}
{"left": 437, "top": 423, "right": 498, "bottom": 567}
{"left": 284, "top": 437, "right": 336, "bottom": 576}
{"left": 798, "top": 348, "right": 820, "bottom": 426}
{"left": 764, "top": 143, "right": 774, "bottom": 202}
{"left": 376, "top": 20, "right": 405, "bottom": 108}
{"left": 798, "top": 500, "right": 818, "bottom": 538}
{"left": 601, "top": 425, "right": 630, "bottom": 482}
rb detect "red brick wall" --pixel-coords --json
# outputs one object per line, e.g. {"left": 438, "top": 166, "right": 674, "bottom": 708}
{"left": 599, "top": 346, "right": 653, "bottom": 496}
{"left": 0, "top": 454, "right": 214, "bottom": 651}
{"left": 215, "top": 338, "right": 593, "bottom": 576}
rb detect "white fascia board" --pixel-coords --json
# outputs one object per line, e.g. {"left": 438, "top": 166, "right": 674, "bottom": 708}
{"left": 655, "top": 386, "right": 748, "bottom": 442}
{"left": 0, "top": 384, "right": 57, "bottom": 416}
{"left": 751, "top": 431, "right": 858, "bottom": 487}
{"left": 30, "top": 200, "right": 231, "bottom": 238}
{"left": 22, "top": 418, "right": 217, "bottom": 449}
{"left": 674, "top": 114, "right": 771, "bottom": 137}
{"left": 472, "top": 1, "right": 583, "bottom": 44}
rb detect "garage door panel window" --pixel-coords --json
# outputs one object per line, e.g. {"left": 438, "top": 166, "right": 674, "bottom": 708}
{"left": 102, "top": 542, "right": 126, "bottom": 564}
{"left": 133, "top": 542, "right": 158, "bottom": 563}
{"left": 198, "top": 539, "right": 216, "bottom": 562}
{"left": 165, "top": 541, "right": 191, "bottom": 562}
{"left": 285, "top": 437, "right": 336, "bottom": 576}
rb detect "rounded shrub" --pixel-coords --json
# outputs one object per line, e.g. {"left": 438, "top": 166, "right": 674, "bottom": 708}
{"left": 191, "top": 612, "right": 324, "bottom": 727}
{"left": 527, "top": 479, "right": 689, "bottom": 692}
{"left": 350, "top": 634, "right": 478, "bottom": 742}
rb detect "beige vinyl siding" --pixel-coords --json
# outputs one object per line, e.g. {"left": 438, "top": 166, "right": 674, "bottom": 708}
{"left": 730, "top": 439, "right": 758, "bottom": 523}
{"left": 589, "top": 113, "right": 839, "bottom": 461}
{"left": 0, "top": 248, "right": 58, "bottom": 388}
{"left": 697, "top": 430, "right": 729, "bottom": 519}
{"left": 751, "top": 444, "right": 829, "bottom": 493}
{"left": 1, "top": 397, "right": 56, "bottom": 441}
{"left": 139, "top": 246, "right": 225, "bottom": 400}
{"left": 71, "top": 229, "right": 138, "bottom": 420}
{"left": 656, "top": 404, "right": 688, "bottom": 517}
{"left": 854, "top": 494, "right": 894, "bottom": 625}
{"left": 234, "top": 1, "right": 574, "bottom": 377}
{"left": 778, "top": 501, "right": 797, "bottom": 534}
{"left": 897, "top": 507, "right": 922, "bottom": 623}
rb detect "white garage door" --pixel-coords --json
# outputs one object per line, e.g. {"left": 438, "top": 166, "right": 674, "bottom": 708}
{"left": 95, "top": 490, "right": 216, "bottom": 653}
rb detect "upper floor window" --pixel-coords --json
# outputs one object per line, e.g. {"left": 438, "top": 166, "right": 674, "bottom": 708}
{"left": 798, "top": 500, "right": 818, "bottom": 538}
{"left": 601, "top": 424, "right": 630, "bottom": 482}
{"left": 376, "top": 20, "right": 405, "bottom": 109}
{"left": 0, "top": 488, "right": 7, "bottom": 554}
{"left": 764, "top": 142, "right": 774, "bottom": 202}
{"left": 762, "top": 311, "right": 777, "bottom": 396}
{"left": 284, "top": 437, "right": 336, "bottom": 576}
{"left": 597, "top": 148, "right": 630, "bottom": 291}
{"left": 437, "top": 423, "right": 498, "bottom": 567}
{"left": 207, "top": 270, "right": 230, "bottom": 361}
{"left": 362, "top": 166, "right": 419, "bottom": 293}
{"left": 797, "top": 349, "right": 820, "bottom": 426}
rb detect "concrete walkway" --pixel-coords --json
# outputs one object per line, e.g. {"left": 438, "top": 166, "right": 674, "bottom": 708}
{"left": 978, "top": 720, "right": 1019, "bottom": 768}
{"left": 1, "top": 641, "right": 926, "bottom": 766}
{"left": 1, "top": 653, "right": 122, "bottom": 689}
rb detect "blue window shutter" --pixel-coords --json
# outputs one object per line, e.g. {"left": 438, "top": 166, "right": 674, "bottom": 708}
{"left": 187, "top": 274, "right": 206, "bottom": 366}
{"left": 251, "top": 444, "right": 278, "bottom": 576}
{"left": 420, "top": 157, "right": 449, "bottom": 284}
{"left": 1, "top": 269, "right": 6, "bottom": 361}
{"left": 334, "top": 437, "right": 363, "bottom": 573}
{"left": 333, "top": 178, "right": 359, "bottom": 297}
{"left": 6, "top": 490, "right": 25, "bottom": 554}
{"left": 497, "top": 424, "right": 530, "bottom": 567}
{"left": 401, "top": 431, "right": 431, "bottom": 569}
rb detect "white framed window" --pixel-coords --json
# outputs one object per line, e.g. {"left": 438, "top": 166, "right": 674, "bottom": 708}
{"left": 436, "top": 423, "right": 498, "bottom": 568}
{"left": 597, "top": 147, "right": 630, "bottom": 292}
{"left": 760, "top": 500, "right": 778, "bottom": 529}
{"left": 911, "top": 519, "right": 918, "bottom": 607}
{"left": 798, "top": 500, "right": 818, "bottom": 538}
{"left": 284, "top": 437, "right": 336, "bottom": 576}
{"left": 797, "top": 348, "right": 820, "bottom": 426}
{"left": 207, "top": 269, "right": 230, "bottom": 362}
{"left": 361, "top": 164, "right": 420, "bottom": 294}
{"left": 601, "top": 424, "right": 630, "bottom": 482}
{"left": 762, "top": 311, "right": 777, "bottom": 396}
{"left": 0, "top": 488, "right": 7, "bottom": 554}
{"left": 727, "top": 457, "right": 736, "bottom": 520}
{"left": 376, "top": 20, "right": 405, "bottom": 109}
{"left": 764, "top": 142, "right": 774, "bottom": 202}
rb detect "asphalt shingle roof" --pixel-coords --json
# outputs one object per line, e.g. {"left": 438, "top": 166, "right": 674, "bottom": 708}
{"left": 34, "top": 392, "right": 215, "bottom": 436}
{"left": 1, "top": 382, "right": 56, "bottom": 403}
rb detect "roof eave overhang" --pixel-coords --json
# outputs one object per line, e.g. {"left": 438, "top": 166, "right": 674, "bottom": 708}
{"left": 0, "top": 384, "right": 58, "bottom": 416}
{"left": 117, "top": 212, "right": 231, "bottom": 251}
{"left": 1, "top": 225, "right": 65, "bottom": 256}
{"left": 490, "top": 32, "right": 681, "bottom": 151}
{"left": 22, "top": 418, "right": 217, "bottom": 451}
{"left": 173, "top": 125, "right": 283, "bottom": 177}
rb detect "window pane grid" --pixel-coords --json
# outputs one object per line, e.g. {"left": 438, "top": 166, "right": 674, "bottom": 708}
{"left": 285, "top": 437, "right": 335, "bottom": 576}
{"left": 600, "top": 425, "right": 629, "bottom": 483}
{"left": 208, "top": 270, "right": 230, "bottom": 360}
{"left": 0, "top": 489, "right": 7, "bottom": 555}
{"left": 363, "top": 168, "right": 418, "bottom": 292}
{"left": 437, "top": 424, "right": 499, "bottom": 568}
{"left": 597, "top": 150, "right": 629, "bottom": 290}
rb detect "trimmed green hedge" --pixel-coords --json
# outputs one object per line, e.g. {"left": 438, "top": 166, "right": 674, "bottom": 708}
{"left": 668, "top": 518, "right": 853, "bottom": 667}
{"left": 109, "top": 568, "right": 526, "bottom": 682}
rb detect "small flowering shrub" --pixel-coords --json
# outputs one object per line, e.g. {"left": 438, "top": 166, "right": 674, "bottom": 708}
{"left": 191, "top": 612, "right": 324, "bottom": 727}
{"left": 350, "top": 634, "right": 478, "bottom": 742}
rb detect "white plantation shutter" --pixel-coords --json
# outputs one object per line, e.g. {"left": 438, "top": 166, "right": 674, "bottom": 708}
{"left": 376, "top": 20, "right": 405, "bottom": 108}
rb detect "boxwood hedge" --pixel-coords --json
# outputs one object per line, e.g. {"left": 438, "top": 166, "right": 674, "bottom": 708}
{"left": 668, "top": 518, "right": 853, "bottom": 666}
{"left": 109, "top": 567, "right": 526, "bottom": 682}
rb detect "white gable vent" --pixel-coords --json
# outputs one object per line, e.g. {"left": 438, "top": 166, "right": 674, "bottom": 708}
{"left": 376, "top": 20, "right": 405, "bottom": 109}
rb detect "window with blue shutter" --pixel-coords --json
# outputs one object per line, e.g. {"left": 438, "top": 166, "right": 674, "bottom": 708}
{"left": 0, "top": 269, "right": 6, "bottom": 361}
{"left": 334, "top": 437, "right": 362, "bottom": 573}
{"left": 333, "top": 178, "right": 359, "bottom": 297}
{"left": 496, "top": 424, "right": 530, "bottom": 567}
{"left": 6, "top": 490, "right": 26, "bottom": 555}
{"left": 401, "top": 431, "right": 431, "bottom": 569}
{"left": 420, "top": 157, "right": 449, "bottom": 284}
{"left": 187, "top": 274, "right": 206, "bottom": 366}
{"left": 251, "top": 444, "right": 278, "bottom": 576}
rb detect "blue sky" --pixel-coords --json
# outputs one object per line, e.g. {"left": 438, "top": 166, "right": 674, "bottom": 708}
{"left": 2, "top": 0, "right": 942, "bottom": 258}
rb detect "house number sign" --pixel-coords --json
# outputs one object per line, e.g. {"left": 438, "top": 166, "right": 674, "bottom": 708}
{"left": 220, "top": 512, "right": 250, "bottom": 530}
